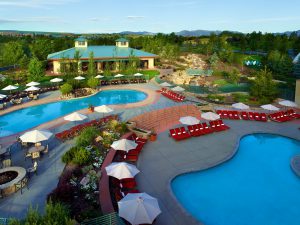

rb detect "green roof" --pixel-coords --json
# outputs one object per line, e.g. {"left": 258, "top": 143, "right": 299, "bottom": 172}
{"left": 75, "top": 36, "right": 87, "bottom": 42}
{"left": 116, "top": 38, "right": 129, "bottom": 42}
{"left": 47, "top": 46, "right": 157, "bottom": 60}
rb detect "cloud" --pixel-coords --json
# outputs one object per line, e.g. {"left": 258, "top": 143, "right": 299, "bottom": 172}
{"left": 0, "top": 17, "right": 65, "bottom": 24}
{"left": 0, "top": 0, "right": 79, "bottom": 8}
{"left": 126, "top": 16, "right": 145, "bottom": 20}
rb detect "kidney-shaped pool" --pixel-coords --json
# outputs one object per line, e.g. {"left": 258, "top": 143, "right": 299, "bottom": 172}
{"left": 172, "top": 134, "right": 300, "bottom": 225}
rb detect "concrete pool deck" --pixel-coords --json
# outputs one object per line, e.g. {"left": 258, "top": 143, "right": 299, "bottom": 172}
{"left": 136, "top": 119, "right": 300, "bottom": 225}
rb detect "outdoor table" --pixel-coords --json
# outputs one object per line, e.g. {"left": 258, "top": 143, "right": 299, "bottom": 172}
{"left": 28, "top": 145, "right": 45, "bottom": 154}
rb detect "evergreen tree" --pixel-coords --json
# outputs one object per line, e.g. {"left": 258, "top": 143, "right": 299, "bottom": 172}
{"left": 28, "top": 57, "right": 44, "bottom": 81}
{"left": 87, "top": 51, "right": 96, "bottom": 77}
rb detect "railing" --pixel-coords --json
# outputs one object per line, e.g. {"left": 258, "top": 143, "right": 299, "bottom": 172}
{"left": 81, "top": 212, "right": 125, "bottom": 225}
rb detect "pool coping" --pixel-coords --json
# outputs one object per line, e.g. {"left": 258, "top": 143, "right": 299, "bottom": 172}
{"left": 165, "top": 130, "right": 300, "bottom": 225}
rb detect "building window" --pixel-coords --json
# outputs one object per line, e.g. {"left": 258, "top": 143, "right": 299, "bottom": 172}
{"left": 121, "top": 42, "right": 127, "bottom": 45}
{"left": 79, "top": 41, "right": 85, "bottom": 46}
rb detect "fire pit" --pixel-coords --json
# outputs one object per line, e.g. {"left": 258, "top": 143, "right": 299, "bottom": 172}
{"left": 0, "top": 167, "right": 26, "bottom": 196}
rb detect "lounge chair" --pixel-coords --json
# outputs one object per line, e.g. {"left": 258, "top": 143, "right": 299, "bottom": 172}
{"left": 240, "top": 112, "right": 249, "bottom": 120}
{"left": 202, "top": 122, "right": 214, "bottom": 134}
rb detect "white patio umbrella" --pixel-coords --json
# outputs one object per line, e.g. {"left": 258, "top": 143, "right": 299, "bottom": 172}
{"left": 105, "top": 162, "right": 140, "bottom": 180}
{"left": 0, "top": 94, "right": 7, "bottom": 99}
{"left": 74, "top": 76, "right": 85, "bottom": 80}
{"left": 20, "top": 130, "right": 53, "bottom": 143}
{"left": 114, "top": 74, "right": 124, "bottom": 78}
{"left": 171, "top": 86, "right": 185, "bottom": 92}
{"left": 111, "top": 139, "right": 138, "bottom": 152}
{"left": 50, "top": 78, "right": 63, "bottom": 83}
{"left": 25, "top": 86, "right": 40, "bottom": 92}
{"left": 179, "top": 116, "right": 200, "bottom": 125}
{"left": 160, "top": 82, "right": 172, "bottom": 87}
{"left": 260, "top": 104, "right": 279, "bottom": 111}
{"left": 94, "top": 105, "right": 114, "bottom": 117}
{"left": 26, "top": 81, "right": 40, "bottom": 86}
{"left": 278, "top": 100, "right": 298, "bottom": 107}
{"left": 95, "top": 75, "right": 104, "bottom": 79}
{"left": 134, "top": 73, "right": 143, "bottom": 77}
{"left": 201, "top": 112, "right": 220, "bottom": 121}
{"left": 2, "top": 85, "right": 18, "bottom": 91}
{"left": 64, "top": 112, "right": 87, "bottom": 122}
{"left": 118, "top": 193, "right": 161, "bottom": 225}
{"left": 232, "top": 102, "right": 249, "bottom": 110}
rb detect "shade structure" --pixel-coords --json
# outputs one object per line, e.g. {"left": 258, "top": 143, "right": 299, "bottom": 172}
{"left": 74, "top": 76, "right": 85, "bottom": 80}
{"left": 134, "top": 73, "right": 143, "bottom": 77}
{"left": 26, "top": 81, "right": 40, "bottom": 86}
{"left": 171, "top": 86, "right": 185, "bottom": 92}
{"left": 50, "top": 78, "right": 63, "bottom": 83}
{"left": 25, "top": 86, "right": 40, "bottom": 92}
{"left": 111, "top": 139, "right": 138, "bottom": 152}
{"left": 105, "top": 162, "right": 140, "bottom": 180}
{"left": 201, "top": 112, "right": 220, "bottom": 121}
{"left": 94, "top": 105, "right": 114, "bottom": 113}
{"left": 278, "top": 100, "right": 298, "bottom": 107}
{"left": 114, "top": 74, "right": 124, "bottom": 78}
{"left": 118, "top": 193, "right": 161, "bottom": 225}
{"left": 232, "top": 102, "right": 249, "bottom": 110}
{"left": 64, "top": 112, "right": 87, "bottom": 122}
{"left": 0, "top": 94, "right": 7, "bottom": 99}
{"left": 2, "top": 85, "right": 18, "bottom": 91}
{"left": 20, "top": 130, "right": 53, "bottom": 143}
{"left": 260, "top": 104, "right": 279, "bottom": 111}
{"left": 179, "top": 116, "right": 200, "bottom": 125}
{"left": 160, "top": 82, "right": 172, "bottom": 87}
{"left": 95, "top": 75, "right": 104, "bottom": 79}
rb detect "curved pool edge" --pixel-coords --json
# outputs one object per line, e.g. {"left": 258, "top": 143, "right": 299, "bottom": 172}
{"left": 167, "top": 131, "right": 300, "bottom": 225}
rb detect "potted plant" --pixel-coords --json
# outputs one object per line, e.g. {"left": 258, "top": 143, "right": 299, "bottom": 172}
{"left": 149, "top": 130, "right": 157, "bottom": 141}
{"left": 88, "top": 104, "right": 94, "bottom": 112}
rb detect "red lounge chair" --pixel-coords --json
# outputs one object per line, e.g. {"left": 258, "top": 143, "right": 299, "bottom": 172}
{"left": 287, "top": 109, "right": 300, "bottom": 119}
{"left": 210, "top": 121, "right": 223, "bottom": 132}
{"left": 180, "top": 127, "right": 191, "bottom": 139}
{"left": 219, "top": 120, "right": 230, "bottom": 130}
{"left": 124, "top": 154, "right": 139, "bottom": 162}
{"left": 187, "top": 125, "right": 196, "bottom": 136}
{"left": 248, "top": 112, "right": 255, "bottom": 120}
{"left": 196, "top": 124, "right": 206, "bottom": 136}
{"left": 240, "top": 112, "right": 249, "bottom": 120}
{"left": 202, "top": 122, "right": 214, "bottom": 134}
{"left": 232, "top": 111, "right": 240, "bottom": 120}
{"left": 260, "top": 113, "right": 268, "bottom": 122}
{"left": 227, "top": 111, "right": 234, "bottom": 120}
{"left": 253, "top": 112, "right": 261, "bottom": 121}
{"left": 216, "top": 110, "right": 223, "bottom": 118}
{"left": 120, "top": 180, "right": 137, "bottom": 189}
{"left": 222, "top": 110, "right": 229, "bottom": 119}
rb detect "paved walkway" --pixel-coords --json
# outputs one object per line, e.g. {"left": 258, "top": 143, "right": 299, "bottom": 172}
{"left": 136, "top": 119, "right": 300, "bottom": 225}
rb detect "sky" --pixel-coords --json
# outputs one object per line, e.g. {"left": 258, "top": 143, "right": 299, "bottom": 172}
{"left": 0, "top": 0, "right": 300, "bottom": 34}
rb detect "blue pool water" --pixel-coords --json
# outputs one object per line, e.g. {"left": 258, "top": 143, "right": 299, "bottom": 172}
{"left": 171, "top": 134, "right": 300, "bottom": 225}
{"left": 0, "top": 89, "right": 147, "bottom": 137}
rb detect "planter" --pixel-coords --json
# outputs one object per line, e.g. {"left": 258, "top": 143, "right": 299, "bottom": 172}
{"left": 132, "top": 127, "right": 151, "bottom": 140}
{"left": 88, "top": 107, "right": 94, "bottom": 113}
{"left": 149, "top": 133, "right": 157, "bottom": 141}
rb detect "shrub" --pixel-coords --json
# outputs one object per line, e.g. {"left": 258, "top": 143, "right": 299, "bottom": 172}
{"left": 72, "top": 148, "right": 91, "bottom": 165}
{"left": 60, "top": 83, "right": 73, "bottom": 95}
{"left": 62, "top": 147, "right": 78, "bottom": 164}
{"left": 87, "top": 77, "right": 98, "bottom": 89}
{"left": 76, "top": 127, "right": 99, "bottom": 148}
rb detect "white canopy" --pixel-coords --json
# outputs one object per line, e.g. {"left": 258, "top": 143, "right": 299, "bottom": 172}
{"left": 278, "top": 100, "right": 298, "bottom": 107}
{"left": 20, "top": 130, "right": 53, "bottom": 143}
{"left": 232, "top": 102, "right": 249, "bottom": 110}
{"left": 114, "top": 74, "right": 124, "bottom": 78}
{"left": 26, "top": 81, "right": 40, "bottom": 86}
{"left": 94, "top": 105, "right": 114, "bottom": 113}
{"left": 171, "top": 86, "right": 185, "bottom": 92}
{"left": 74, "top": 76, "right": 85, "bottom": 80}
{"left": 95, "top": 75, "right": 104, "bottom": 79}
{"left": 134, "top": 73, "right": 143, "bottom": 77}
{"left": 179, "top": 116, "right": 200, "bottom": 125}
{"left": 64, "top": 112, "right": 87, "bottom": 121}
{"left": 25, "top": 86, "right": 40, "bottom": 92}
{"left": 111, "top": 139, "right": 138, "bottom": 152}
{"left": 201, "top": 112, "right": 220, "bottom": 121}
{"left": 260, "top": 104, "right": 279, "bottom": 111}
{"left": 50, "top": 78, "right": 63, "bottom": 83}
{"left": 2, "top": 85, "right": 18, "bottom": 91}
{"left": 0, "top": 94, "right": 7, "bottom": 99}
{"left": 105, "top": 162, "right": 140, "bottom": 180}
{"left": 118, "top": 193, "right": 161, "bottom": 225}
{"left": 160, "top": 82, "right": 172, "bottom": 87}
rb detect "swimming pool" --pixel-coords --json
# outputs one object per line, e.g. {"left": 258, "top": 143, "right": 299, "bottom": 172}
{"left": 171, "top": 134, "right": 300, "bottom": 225}
{"left": 0, "top": 89, "right": 147, "bottom": 137}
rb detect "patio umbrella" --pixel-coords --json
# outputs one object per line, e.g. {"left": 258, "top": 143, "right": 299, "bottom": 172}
{"left": 0, "top": 94, "right": 7, "bottom": 99}
{"left": 201, "top": 112, "right": 220, "bottom": 121}
{"left": 2, "top": 85, "right": 18, "bottom": 91}
{"left": 50, "top": 78, "right": 63, "bottom": 83}
{"left": 278, "top": 100, "right": 298, "bottom": 107}
{"left": 134, "top": 73, "right": 143, "bottom": 77}
{"left": 160, "top": 82, "right": 172, "bottom": 87}
{"left": 111, "top": 139, "right": 138, "bottom": 152}
{"left": 114, "top": 74, "right": 124, "bottom": 78}
{"left": 74, "top": 76, "right": 85, "bottom": 80}
{"left": 171, "top": 86, "right": 185, "bottom": 92}
{"left": 26, "top": 81, "right": 40, "bottom": 86}
{"left": 20, "top": 130, "right": 53, "bottom": 143}
{"left": 118, "top": 193, "right": 161, "bottom": 225}
{"left": 105, "top": 162, "right": 140, "bottom": 180}
{"left": 179, "top": 116, "right": 200, "bottom": 125}
{"left": 260, "top": 104, "right": 279, "bottom": 111}
{"left": 64, "top": 112, "right": 87, "bottom": 122}
{"left": 94, "top": 105, "right": 114, "bottom": 117}
{"left": 25, "top": 86, "right": 40, "bottom": 92}
{"left": 95, "top": 75, "right": 104, "bottom": 79}
{"left": 232, "top": 102, "right": 249, "bottom": 110}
